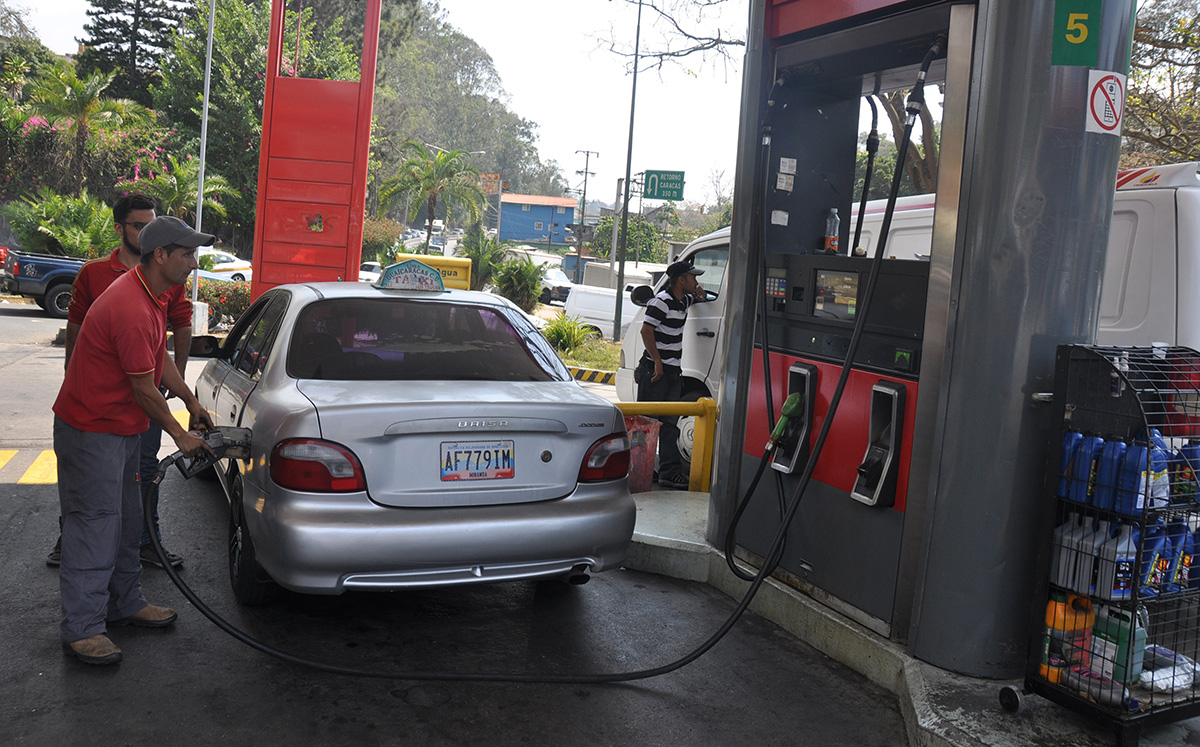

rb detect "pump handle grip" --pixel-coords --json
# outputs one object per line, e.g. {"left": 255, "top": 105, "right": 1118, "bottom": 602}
{"left": 769, "top": 392, "right": 805, "bottom": 443}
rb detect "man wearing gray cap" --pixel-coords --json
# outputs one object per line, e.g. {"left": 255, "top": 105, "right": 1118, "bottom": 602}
{"left": 53, "top": 215, "right": 217, "bottom": 665}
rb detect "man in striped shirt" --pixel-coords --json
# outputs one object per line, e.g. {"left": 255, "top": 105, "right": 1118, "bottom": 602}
{"left": 637, "top": 260, "right": 713, "bottom": 490}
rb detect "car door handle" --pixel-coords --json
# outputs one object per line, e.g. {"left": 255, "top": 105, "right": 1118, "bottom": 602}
{"left": 696, "top": 330, "right": 716, "bottom": 338}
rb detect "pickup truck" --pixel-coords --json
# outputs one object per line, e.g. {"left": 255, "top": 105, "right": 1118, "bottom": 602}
{"left": 2, "top": 250, "right": 86, "bottom": 319}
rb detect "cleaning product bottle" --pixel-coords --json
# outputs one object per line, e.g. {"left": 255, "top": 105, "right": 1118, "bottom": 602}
{"left": 1074, "top": 519, "right": 1112, "bottom": 596}
{"left": 1091, "top": 604, "right": 1147, "bottom": 686}
{"left": 1058, "top": 430, "right": 1083, "bottom": 500}
{"left": 1069, "top": 434, "right": 1104, "bottom": 504}
{"left": 1116, "top": 441, "right": 1150, "bottom": 516}
{"left": 1040, "top": 592, "right": 1070, "bottom": 683}
{"left": 824, "top": 208, "right": 840, "bottom": 254}
{"left": 1097, "top": 522, "right": 1138, "bottom": 601}
{"left": 1094, "top": 439, "right": 1127, "bottom": 511}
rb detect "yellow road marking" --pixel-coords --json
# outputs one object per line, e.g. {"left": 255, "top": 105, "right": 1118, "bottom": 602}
{"left": 0, "top": 450, "right": 15, "bottom": 472}
{"left": 19, "top": 450, "right": 57, "bottom": 484}
{"left": 172, "top": 409, "right": 189, "bottom": 429}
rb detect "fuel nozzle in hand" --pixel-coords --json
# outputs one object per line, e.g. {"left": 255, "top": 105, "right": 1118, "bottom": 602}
{"left": 154, "top": 426, "right": 253, "bottom": 483}
{"left": 766, "top": 392, "right": 804, "bottom": 451}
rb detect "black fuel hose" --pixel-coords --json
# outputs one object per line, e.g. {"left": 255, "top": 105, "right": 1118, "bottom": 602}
{"left": 146, "top": 33, "right": 947, "bottom": 685}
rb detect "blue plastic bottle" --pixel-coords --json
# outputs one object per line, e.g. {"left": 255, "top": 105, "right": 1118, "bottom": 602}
{"left": 1138, "top": 522, "right": 1167, "bottom": 597}
{"left": 1069, "top": 435, "right": 1104, "bottom": 504}
{"left": 1163, "top": 520, "right": 1190, "bottom": 592}
{"left": 1094, "top": 439, "right": 1127, "bottom": 512}
{"left": 1116, "top": 442, "right": 1150, "bottom": 516}
{"left": 1058, "top": 430, "right": 1083, "bottom": 499}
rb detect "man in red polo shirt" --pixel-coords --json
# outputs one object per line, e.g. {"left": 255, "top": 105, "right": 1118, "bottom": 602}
{"left": 54, "top": 215, "right": 215, "bottom": 665}
{"left": 47, "top": 193, "right": 193, "bottom": 569}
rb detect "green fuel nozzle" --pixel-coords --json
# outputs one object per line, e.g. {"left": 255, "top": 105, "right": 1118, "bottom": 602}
{"left": 767, "top": 392, "right": 804, "bottom": 448}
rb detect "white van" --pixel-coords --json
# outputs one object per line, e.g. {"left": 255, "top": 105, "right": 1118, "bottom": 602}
{"left": 615, "top": 162, "right": 1200, "bottom": 455}
{"left": 563, "top": 284, "right": 641, "bottom": 340}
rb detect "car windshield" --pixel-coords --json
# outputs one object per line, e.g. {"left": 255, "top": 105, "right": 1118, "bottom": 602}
{"left": 287, "top": 297, "right": 567, "bottom": 382}
{"left": 545, "top": 268, "right": 570, "bottom": 284}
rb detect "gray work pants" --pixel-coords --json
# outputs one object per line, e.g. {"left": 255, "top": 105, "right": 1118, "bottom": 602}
{"left": 54, "top": 417, "right": 148, "bottom": 642}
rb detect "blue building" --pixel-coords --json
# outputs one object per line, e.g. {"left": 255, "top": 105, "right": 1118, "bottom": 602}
{"left": 499, "top": 194, "right": 578, "bottom": 247}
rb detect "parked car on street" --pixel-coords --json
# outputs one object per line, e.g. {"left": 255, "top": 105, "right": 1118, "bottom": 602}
{"left": 1, "top": 250, "right": 86, "bottom": 318}
{"left": 358, "top": 261, "right": 382, "bottom": 283}
{"left": 195, "top": 272, "right": 636, "bottom": 604}
{"left": 198, "top": 247, "right": 253, "bottom": 281}
{"left": 539, "top": 266, "right": 574, "bottom": 304}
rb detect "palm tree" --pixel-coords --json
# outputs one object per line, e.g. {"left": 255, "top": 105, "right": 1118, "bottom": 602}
{"left": 117, "top": 154, "right": 237, "bottom": 222}
{"left": 28, "top": 63, "right": 151, "bottom": 194}
{"left": 378, "top": 141, "right": 485, "bottom": 253}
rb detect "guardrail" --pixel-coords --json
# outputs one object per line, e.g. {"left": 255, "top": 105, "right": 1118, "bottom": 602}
{"left": 616, "top": 398, "right": 718, "bottom": 492}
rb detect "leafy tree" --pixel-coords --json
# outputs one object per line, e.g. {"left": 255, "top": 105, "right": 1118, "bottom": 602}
{"left": 361, "top": 216, "right": 405, "bottom": 262}
{"left": 591, "top": 214, "right": 669, "bottom": 263}
{"left": 75, "top": 0, "right": 187, "bottom": 106}
{"left": 492, "top": 253, "right": 546, "bottom": 313}
{"left": 456, "top": 228, "right": 508, "bottom": 290}
{"left": 116, "top": 153, "right": 236, "bottom": 220}
{"left": 0, "top": 188, "right": 119, "bottom": 257}
{"left": 28, "top": 62, "right": 152, "bottom": 195}
{"left": 379, "top": 141, "right": 484, "bottom": 250}
{"left": 0, "top": 0, "right": 35, "bottom": 40}
{"left": 1124, "top": 0, "right": 1200, "bottom": 165}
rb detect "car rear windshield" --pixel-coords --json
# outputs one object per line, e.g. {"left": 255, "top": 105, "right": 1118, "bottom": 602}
{"left": 287, "top": 298, "right": 567, "bottom": 382}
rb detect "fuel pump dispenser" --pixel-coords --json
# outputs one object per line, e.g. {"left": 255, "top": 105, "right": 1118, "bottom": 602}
{"left": 714, "top": 0, "right": 1137, "bottom": 677}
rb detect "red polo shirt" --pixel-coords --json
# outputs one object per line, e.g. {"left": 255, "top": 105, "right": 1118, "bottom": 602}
{"left": 54, "top": 267, "right": 169, "bottom": 435}
{"left": 69, "top": 249, "right": 191, "bottom": 330}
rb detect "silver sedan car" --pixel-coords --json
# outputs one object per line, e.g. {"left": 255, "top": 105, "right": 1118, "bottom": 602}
{"left": 196, "top": 279, "right": 635, "bottom": 605}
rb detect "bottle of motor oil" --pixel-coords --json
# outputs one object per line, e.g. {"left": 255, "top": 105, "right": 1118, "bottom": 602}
{"left": 1050, "top": 513, "right": 1081, "bottom": 587}
{"left": 1060, "top": 516, "right": 1094, "bottom": 590}
{"left": 1116, "top": 441, "right": 1150, "bottom": 516}
{"left": 1069, "top": 434, "right": 1104, "bottom": 504}
{"left": 1138, "top": 521, "right": 1167, "bottom": 597}
{"left": 824, "top": 208, "right": 840, "bottom": 254}
{"left": 1176, "top": 440, "right": 1200, "bottom": 502}
{"left": 1148, "top": 437, "right": 1171, "bottom": 509}
{"left": 1094, "top": 439, "right": 1127, "bottom": 512}
{"left": 1163, "top": 519, "right": 1190, "bottom": 592}
{"left": 1091, "top": 604, "right": 1147, "bottom": 686}
{"left": 1058, "top": 430, "right": 1083, "bottom": 500}
{"left": 1073, "top": 519, "right": 1112, "bottom": 596}
{"left": 1097, "top": 523, "right": 1138, "bottom": 601}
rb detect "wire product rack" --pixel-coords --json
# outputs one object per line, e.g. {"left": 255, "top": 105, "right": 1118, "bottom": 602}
{"left": 1007, "top": 345, "right": 1200, "bottom": 746}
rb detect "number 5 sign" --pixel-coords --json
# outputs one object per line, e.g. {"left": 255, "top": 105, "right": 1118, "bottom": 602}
{"left": 1052, "top": 0, "right": 1101, "bottom": 68}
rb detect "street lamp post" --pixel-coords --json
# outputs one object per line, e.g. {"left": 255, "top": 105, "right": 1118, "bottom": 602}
{"left": 614, "top": 0, "right": 643, "bottom": 342}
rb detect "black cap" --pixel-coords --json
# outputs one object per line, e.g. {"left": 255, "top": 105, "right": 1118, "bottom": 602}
{"left": 666, "top": 260, "right": 703, "bottom": 279}
{"left": 137, "top": 216, "right": 216, "bottom": 255}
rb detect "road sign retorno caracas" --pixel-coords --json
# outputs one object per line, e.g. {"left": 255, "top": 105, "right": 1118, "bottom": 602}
{"left": 644, "top": 170, "right": 685, "bottom": 200}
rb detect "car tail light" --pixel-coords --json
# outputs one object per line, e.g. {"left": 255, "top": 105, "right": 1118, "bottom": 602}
{"left": 270, "top": 439, "right": 366, "bottom": 492}
{"left": 579, "top": 434, "right": 631, "bottom": 482}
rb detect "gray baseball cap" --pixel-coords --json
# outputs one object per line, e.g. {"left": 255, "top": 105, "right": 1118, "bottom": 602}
{"left": 138, "top": 216, "right": 216, "bottom": 255}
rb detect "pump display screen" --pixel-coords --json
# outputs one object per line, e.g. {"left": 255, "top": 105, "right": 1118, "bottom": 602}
{"left": 813, "top": 270, "right": 859, "bottom": 322}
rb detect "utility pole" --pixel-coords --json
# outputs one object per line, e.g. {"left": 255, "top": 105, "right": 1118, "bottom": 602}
{"left": 608, "top": 177, "right": 623, "bottom": 288}
{"left": 574, "top": 150, "right": 598, "bottom": 284}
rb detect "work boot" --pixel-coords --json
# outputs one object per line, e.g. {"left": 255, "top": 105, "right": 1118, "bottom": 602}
{"left": 46, "top": 535, "right": 62, "bottom": 567}
{"left": 63, "top": 634, "right": 122, "bottom": 665}
{"left": 658, "top": 473, "right": 690, "bottom": 490}
{"left": 139, "top": 543, "right": 183, "bottom": 569}
{"left": 109, "top": 604, "right": 177, "bottom": 629}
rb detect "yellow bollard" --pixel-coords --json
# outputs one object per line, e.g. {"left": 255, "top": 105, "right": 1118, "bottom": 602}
{"left": 616, "top": 397, "right": 718, "bottom": 492}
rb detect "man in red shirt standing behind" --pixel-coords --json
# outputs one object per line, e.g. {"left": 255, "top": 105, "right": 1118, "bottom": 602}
{"left": 54, "top": 215, "right": 215, "bottom": 665}
{"left": 47, "top": 193, "right": 193, "bottom": 569}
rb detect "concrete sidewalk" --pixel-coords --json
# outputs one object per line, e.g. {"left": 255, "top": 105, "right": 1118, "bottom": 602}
{"left": 624, "top": 488, "right": 1200, "bottom": 747}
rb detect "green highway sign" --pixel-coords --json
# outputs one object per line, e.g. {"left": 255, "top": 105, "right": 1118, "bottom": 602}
{"left": 644, "top": 170, "right": 685, "bottom": 200}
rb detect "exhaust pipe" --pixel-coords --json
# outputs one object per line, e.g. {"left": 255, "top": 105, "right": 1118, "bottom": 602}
{"left": 567, "top": 564, "right": 591, "bottom": 585}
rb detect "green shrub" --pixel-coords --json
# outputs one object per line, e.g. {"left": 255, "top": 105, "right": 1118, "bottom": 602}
{"left": 186, "top": 275, "right": 251, "bottom": 329}
{"left": 541, "top": 312, "right": 591, "bottom": 353}
{"left": 457, "top": 231, "right": 508, "bottom": 290}
{"left": 0, "top": 188, "right": 118, "bottom": 257}
{"left": 362, "top": 217, "right": 405, "bottom": 262}
{"left": 493, "top": 254, "right": 546, "bottom": 313}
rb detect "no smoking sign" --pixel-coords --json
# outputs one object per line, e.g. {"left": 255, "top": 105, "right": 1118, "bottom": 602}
{"left": 1086, "top": 69, "right": 1126, "bottom": 136}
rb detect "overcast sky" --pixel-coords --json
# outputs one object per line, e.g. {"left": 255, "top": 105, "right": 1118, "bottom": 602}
{"left": 23, "top": 0, "right": 746, "bottom": 207}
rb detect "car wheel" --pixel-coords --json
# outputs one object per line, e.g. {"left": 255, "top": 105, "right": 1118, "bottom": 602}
{"left": 539, "top": 288, "right": 551, "bottom": 304}
{"left": 231, "top": 273, "right": 245, "bottom": 282}
{"left": 228, "top": 472, "right": 279, "bottom": 606}
{"left": 43, "top": 283, "right": 72, "bottom": 319}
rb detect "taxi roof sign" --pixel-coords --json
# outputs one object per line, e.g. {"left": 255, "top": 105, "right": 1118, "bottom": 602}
{"left": 374, "top": 259, "right": 446, "bottom": 291}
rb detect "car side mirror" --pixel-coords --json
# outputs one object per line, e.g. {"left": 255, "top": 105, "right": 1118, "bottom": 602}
{"left": 630, "top": 285, "right": 654, "bottom": 307}
{"left": 190, "top": 334, "right": 222, "bottom": 357}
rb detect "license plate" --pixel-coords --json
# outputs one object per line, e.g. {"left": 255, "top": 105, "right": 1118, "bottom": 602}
{"left": 440, "top": 440, "right": 515, "bottom": 481}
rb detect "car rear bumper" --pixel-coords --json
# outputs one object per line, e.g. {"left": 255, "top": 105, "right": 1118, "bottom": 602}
{"left": 246, "top": 480, "right": 637, "bottom": 594}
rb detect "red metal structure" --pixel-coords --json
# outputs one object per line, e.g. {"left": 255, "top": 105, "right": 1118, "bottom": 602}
{"left": 249, "top": 0, "right": 382, "bottom": 298}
